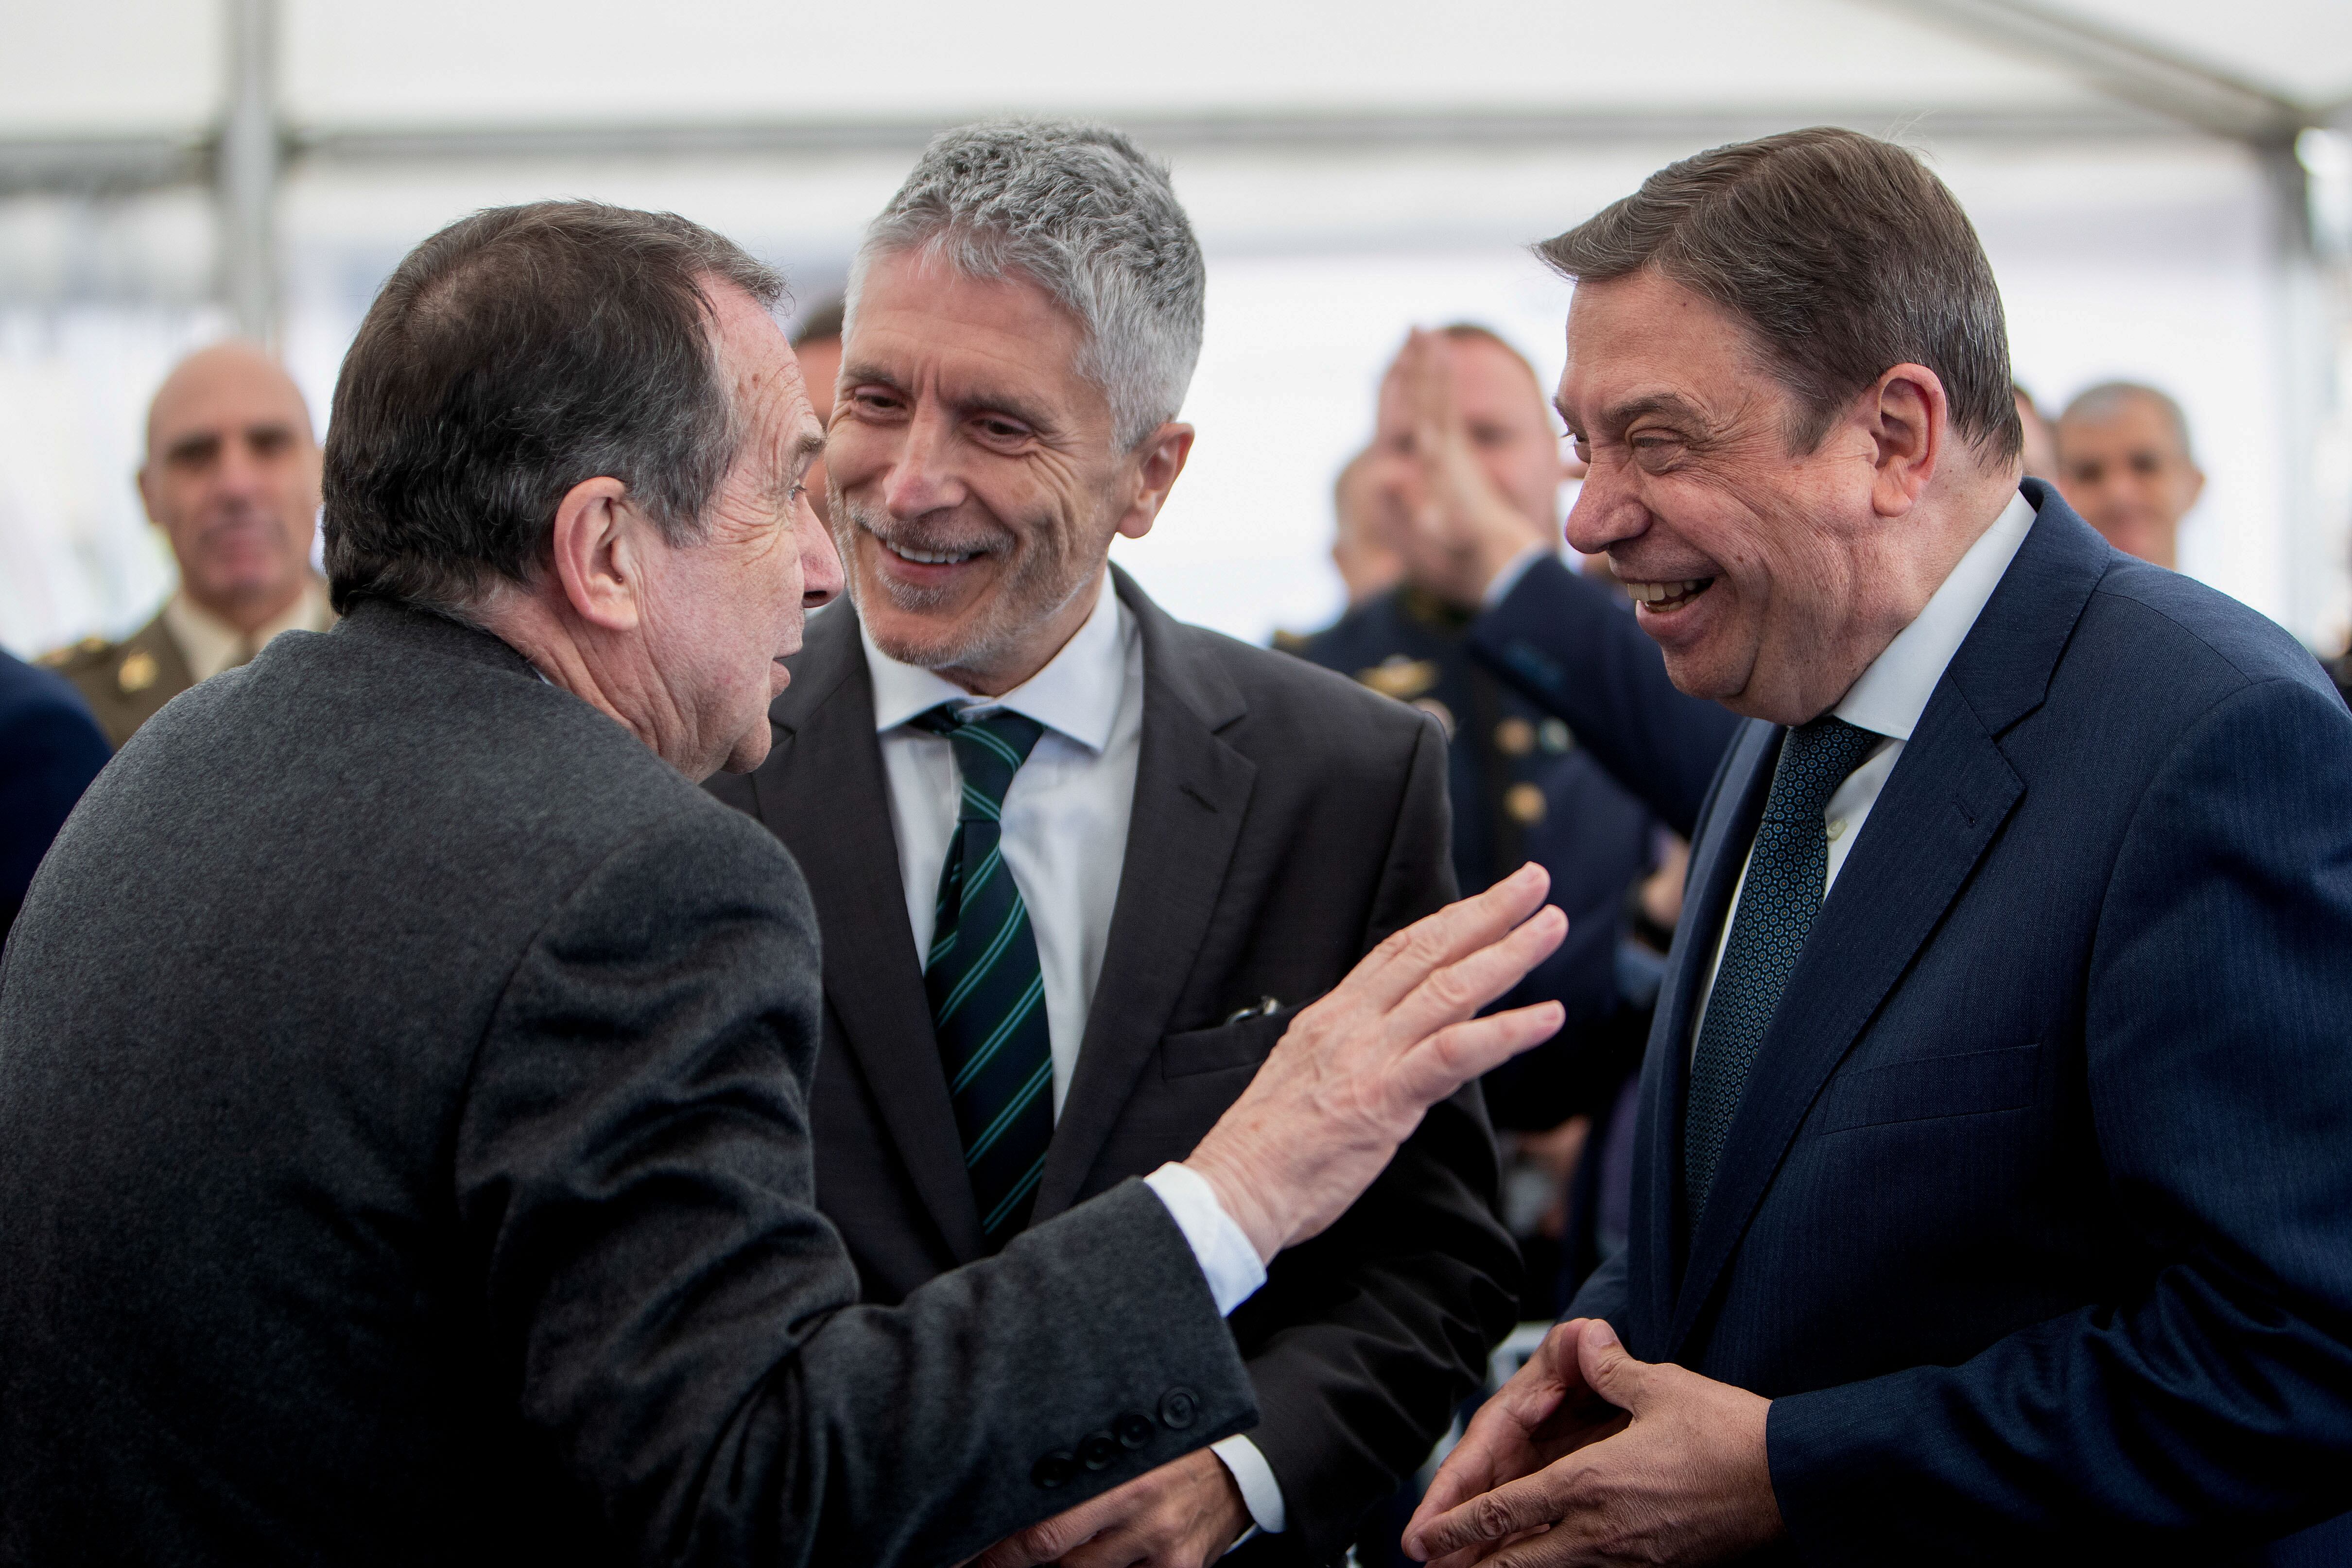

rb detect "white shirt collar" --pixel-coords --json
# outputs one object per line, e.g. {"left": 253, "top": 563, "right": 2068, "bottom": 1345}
{"left": 863, "top": 570, "right": 1127, "bottom": 754}
{"left": 1834, "top": 489, "right": 2036, "bottom": 742}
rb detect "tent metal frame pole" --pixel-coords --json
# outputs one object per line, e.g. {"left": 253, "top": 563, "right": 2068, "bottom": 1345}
{"left": 218, "top": 0, "right": 280, "bottom": 344}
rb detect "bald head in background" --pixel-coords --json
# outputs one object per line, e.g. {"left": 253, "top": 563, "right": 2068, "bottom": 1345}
{"left": 140, "top": 341, "right": 324, "bottom": 633}
{"left": 2056, "top": 380, "right": 2204, "bottom": 570}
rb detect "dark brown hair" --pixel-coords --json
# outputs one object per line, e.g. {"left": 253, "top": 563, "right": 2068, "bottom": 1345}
{"left": 1538, "top": 127, "right": 2022, "bottom": 463}
{"left": 323, "top": 201, "right": 781, "bottom": 614}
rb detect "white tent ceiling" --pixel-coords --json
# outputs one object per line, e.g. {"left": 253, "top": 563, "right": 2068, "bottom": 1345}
{"left": 5, "top": 0, "right": 2348, "bottom": 135}
{"left": 1, "top": 0, "right": 2348, "bottom": 656}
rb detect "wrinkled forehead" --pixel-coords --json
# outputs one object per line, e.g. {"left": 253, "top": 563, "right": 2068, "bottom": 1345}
{"left": 1555, "top": 273, "right": 1779, "bottom": 431}
{"left": 708, "top": 283, "right": 821, "bottom": 448}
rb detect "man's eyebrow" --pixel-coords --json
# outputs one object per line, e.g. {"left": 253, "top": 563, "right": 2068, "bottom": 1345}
{"left": 837, "top": 358, "right": 1059, "bottom": 435}
{"left": 1604, "top": 392, "right": 1712, "bottom": 431}
{"left": 162, "top": 431, "right": 223, "bottom": 461}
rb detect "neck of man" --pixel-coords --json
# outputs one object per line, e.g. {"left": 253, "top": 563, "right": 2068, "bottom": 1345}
{"left": 1782, "top": 459, "right": 2023, "bottom": 725}
{"left": 194, "top": 574, "right": 312, "bottom": 638}
{"left": 470, "top": 586, "right": 713, "bottom": 777}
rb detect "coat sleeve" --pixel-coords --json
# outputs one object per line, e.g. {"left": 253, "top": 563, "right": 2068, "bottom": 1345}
{"left": 0, "top": 676, "right": 111, "bottom": 935}
{"left": 455, "top": 808, "right": 1259, "bottom": 1568}
{"left": 1232, "top": 713, "right": 1527, "bottom": 1564}
{"left": 1766, "top": 674, "right": 2352, "bottom": 1559}
{"left": 1466, "top": 555, "right": 1739, "bottom": 838}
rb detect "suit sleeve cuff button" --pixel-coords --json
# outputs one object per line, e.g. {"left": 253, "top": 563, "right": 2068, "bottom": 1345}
{"left": 1114, "top": 1411, "right": 1154, "bottom": 1449}
{"left": 1158, "top": 1388, "right": 1199, "bottom": 1430}
{"left": 1032, "top": 1449, "right": 1077, "bottom": 1489}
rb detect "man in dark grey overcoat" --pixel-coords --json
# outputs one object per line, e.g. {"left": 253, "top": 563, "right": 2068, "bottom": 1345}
{"left": 0, "top": 201, "right": 1567, "bottom": 1568}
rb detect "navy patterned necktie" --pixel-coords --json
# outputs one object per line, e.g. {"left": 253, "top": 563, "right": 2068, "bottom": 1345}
{"left": 1682, "top": 714, "right": 1884, "bottom": 1223}
{"left": 911, "top": 703, "right": 1055, "bottom": 1248}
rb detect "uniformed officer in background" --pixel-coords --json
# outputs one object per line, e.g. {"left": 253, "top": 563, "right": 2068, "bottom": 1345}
{"left": 1290, "top": 325, "right": 1666, "bottom": 1308}
{"left": 42, "top": 342, "right": 332, "bottom": 747}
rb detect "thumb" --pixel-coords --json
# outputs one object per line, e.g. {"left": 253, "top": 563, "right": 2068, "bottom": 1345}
{"left": 1576, "top": 1318, "right": 1650, "bottom": 1412}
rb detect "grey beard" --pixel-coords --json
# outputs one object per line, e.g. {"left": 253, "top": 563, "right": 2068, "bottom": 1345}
{"left": 833, "top": 496, "right": 1070, "bottom": 676}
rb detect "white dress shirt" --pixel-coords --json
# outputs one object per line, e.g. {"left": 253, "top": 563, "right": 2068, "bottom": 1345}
{"left": 863, "top": 571, "right": 1289, "bottom": 1537}
{"left": 1688, "top": 491, "right": 2037, "bottom": 1052}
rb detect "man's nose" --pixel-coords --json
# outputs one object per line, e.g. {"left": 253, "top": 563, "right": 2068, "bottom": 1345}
{"left": 799, "top": 497, "right": 844, "bottom": 609}
{"left": 880, "top": 407, "right": 963, "bottom": 519}
{"left": 1564, "top": 457, "right": 1644, "bottom": 554}
{"left": 212, "top": 434, "right": 270, "bottom": 503}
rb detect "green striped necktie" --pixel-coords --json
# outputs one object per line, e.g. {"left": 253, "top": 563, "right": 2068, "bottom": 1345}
{"left": 912, "top": 703, "right": 1055, "bottom": 1248}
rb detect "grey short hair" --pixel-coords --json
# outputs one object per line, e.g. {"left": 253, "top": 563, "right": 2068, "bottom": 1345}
{"left": 2059, "top": 380, "right": 2195, "bottom": 461}
{"left": 848, "top": 119, "right": 1205, "bottom": 449}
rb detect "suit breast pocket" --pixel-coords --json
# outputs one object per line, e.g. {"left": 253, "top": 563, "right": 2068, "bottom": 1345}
{"left": 1159, "top": 1006, "right": 1298, "bottom": 1082}
{"left": 1816, "top": 1041, "right": 2042, "bottom": 1134}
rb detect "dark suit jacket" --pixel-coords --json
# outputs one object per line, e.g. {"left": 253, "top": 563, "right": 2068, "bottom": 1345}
{"left": 0, "top": 649, "right": 109, "bottom": 944}
{"left": 1468, "top": 556, "right": 1742, "bottom": 840}
{"left": 1522, "top": 486, "right": 2352, "bottom": 1562}
{"left": 709, "top": 568, "right": 1523, "bottom": 1564}
{"left": 0, "top": 599, "right": 1260, "bottom": 1568}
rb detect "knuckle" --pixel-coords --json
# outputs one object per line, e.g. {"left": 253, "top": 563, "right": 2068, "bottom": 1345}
{"left": 1472, "top": 1493, "right": 1517, "bottom": 1540}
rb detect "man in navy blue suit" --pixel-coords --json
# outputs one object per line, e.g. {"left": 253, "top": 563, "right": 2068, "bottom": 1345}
{"left": 0, "top": 649, "right": 109, "bottom": 946}
{"left": 1401, "top": 127, "right": 2352, "bottom": 1565}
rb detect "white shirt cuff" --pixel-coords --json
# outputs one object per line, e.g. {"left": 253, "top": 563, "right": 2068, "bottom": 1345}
{"left": 1483, "top": 543, "right": 1552, "bottom": 608}
{"left": 1142, "top": 1161, "right": 1267, "bottom": 1317}
{"left": 1211, "top": 1434, "right": 1288, "bottom": 1540}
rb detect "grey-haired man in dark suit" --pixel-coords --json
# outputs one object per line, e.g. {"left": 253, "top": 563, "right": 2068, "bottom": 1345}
{"left": 0, "top": 200, "right": 1569, "bottom": 1568}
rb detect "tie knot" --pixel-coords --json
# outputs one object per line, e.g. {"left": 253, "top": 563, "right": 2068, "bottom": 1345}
{"left": 912, "top": 704, "right": 1047, "bottom": 821}
{"left": 1764, "top": 715, "right": 1882, "bottom": 823}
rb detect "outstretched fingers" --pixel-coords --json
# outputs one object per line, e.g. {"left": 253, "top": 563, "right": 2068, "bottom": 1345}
{"left": 1387, "top": 901, "right": 1567, "bottom": 1046}
{"left": 1391, "top": 999, "right": 1565, "bottom": 1111}
{"left": 1350, "top": 864, "right": 1554, "bottom": 1015}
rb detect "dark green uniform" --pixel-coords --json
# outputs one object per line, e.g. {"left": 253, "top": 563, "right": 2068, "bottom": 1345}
{"left": 38, "top": 613, "right": 197, "bottom": 752}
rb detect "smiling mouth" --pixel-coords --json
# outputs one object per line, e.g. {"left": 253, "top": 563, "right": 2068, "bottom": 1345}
{"left": 1623, "top": 577, "right": 1716, "bottom": 613}
{"left": 880, "top": 538, "right": 985, "bottom": 568}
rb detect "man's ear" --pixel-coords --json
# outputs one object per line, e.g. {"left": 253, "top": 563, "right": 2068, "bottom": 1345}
{"left": 1113, "top": 423, "right": 1196, "bottom": 541}
{"left": 1862, "top": 363, "right": 1947, "bottom": 520}
{"left": 547, "top": 476, "right": 644, "bottom": 632}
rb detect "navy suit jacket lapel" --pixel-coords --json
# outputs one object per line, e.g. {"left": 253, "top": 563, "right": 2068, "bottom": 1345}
{"left": 1664, "top": 485, "right": 2112, "bottom": 1355}
{"left": 759, "top": 605, "right": 989, "bottom": 1261}
{"left": 1625, "top": 718, "right": 1777, "bottom": 1351}
{"left": 1029, "top": 568, "right": 1258, "bottom": 1223}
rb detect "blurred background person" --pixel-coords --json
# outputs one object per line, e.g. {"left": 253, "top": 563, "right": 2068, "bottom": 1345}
{"left": 791, "top": 295, "right": 846, "bottom": 526}
{"left": 0, "top": 648, "right": 109, "bottom": 945}
{"left": 2056, "top": 379, "right": 2205, "bottom": 569}
{"left": 1329, "top": 448, "right": 1405, "bottom": 608}
{"left": 2013, "top": 381, "right": 2059, "bottom": 481}
{"left": 1293, "top": 325, "right": 1676, "bottom": 1316}
{"left": 41, "top": 342, "right": 331, "bottom": 747}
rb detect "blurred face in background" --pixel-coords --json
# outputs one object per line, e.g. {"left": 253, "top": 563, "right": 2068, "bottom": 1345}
{"left": 1371, "top": 331, "right": 1566, "bottom": 597}
{"left": 2057, "top": 392, "right": 2203, "bottom": 569}
{"left": 792, "top": 332, "right": 843, "bottom": 526}
{"left": 138, "top": 343, "right": 322, "bottom": 631}
{"left": 827, "top": 249, "right": 1192, "bottom": 694}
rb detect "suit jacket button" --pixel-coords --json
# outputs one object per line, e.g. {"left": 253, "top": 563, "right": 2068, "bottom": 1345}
{"left": 1114, "top": 1411, "right": 1154, "bottom": 1450}
{"left": 1033, "top": 1449, "right": 1077, "bottom": 1489}
{"left": 1158, "top": 1388, "right": 1199, "bottom": 1430}
{"left": 1079, "top": 1430, "right": 1120, "bottom": 1470}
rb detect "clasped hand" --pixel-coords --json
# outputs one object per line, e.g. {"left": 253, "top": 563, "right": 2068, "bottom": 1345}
{"left": 1402, "top": 1319, "right": 1783, "bottom": 1568}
